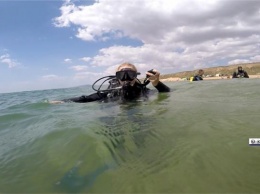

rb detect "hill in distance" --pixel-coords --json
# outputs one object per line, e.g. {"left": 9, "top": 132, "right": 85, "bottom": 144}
{"left": 161, "top": 62, "right": 260, "bottom": 79}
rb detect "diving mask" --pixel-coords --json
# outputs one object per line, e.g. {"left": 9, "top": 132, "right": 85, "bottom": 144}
{"left": 116, "top": 68, "right": 138, "bottom": 81}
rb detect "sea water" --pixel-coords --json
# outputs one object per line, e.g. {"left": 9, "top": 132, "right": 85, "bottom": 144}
{"left": 0, "top": 79, "right": 260, "bottom": 193}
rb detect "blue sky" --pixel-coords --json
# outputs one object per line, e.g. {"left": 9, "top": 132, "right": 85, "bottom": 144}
{"left": 1, "top": 0, "right": 260, "bottom": 93}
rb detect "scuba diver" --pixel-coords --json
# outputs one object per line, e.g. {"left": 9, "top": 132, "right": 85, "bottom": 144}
{"left": 232, "top": 66, "right": 249, "bottom": 78}
{"left": 190, "top": 69, "right": 204, "bottom": 81}
{"left": 53, "top": 63, "right": 171, "bottom": 192}
{"left": 50, "top": 63, "right": 170, "bottom": 103}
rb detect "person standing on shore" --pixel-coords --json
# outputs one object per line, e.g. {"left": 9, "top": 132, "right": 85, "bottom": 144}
{"left": 232, "top": 66, "right": 249, "bottom": 78}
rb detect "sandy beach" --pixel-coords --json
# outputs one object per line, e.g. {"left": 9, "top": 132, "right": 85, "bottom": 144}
{"left": 160, "top": 74, "right": 260, "bottom": 82}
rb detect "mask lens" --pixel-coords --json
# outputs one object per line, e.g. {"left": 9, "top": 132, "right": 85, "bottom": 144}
{"left": 116, "top": 70, "right": 137, "bottom": 81}
{"left": 127, "top": 71, "right": 137, "bottom": 80}
{"left": 116, "top": 71, "right": 125, "bottom": 80}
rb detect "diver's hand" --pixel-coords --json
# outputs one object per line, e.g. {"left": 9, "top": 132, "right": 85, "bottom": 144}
{"left": 146, "top": 69, "right": 160, "bottom": 86}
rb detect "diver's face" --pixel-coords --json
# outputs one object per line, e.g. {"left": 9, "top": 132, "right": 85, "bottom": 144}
{"left": 116, "top": 66, "right": 137, "bottom": 86}
{"left": 199, "top": 70, "right": 204, "bottom": 76}
{"left": 238, "top": 67, "right": 242, "bottom": 71}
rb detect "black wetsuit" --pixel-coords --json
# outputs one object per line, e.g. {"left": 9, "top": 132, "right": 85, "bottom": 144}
{"left": 192, "top": 75, "right": 203, "bottom": 81}
{"left": 63, "top": 81, "right": 170, "bottom": 103}
{"left": 232, "top": 70, "right": 249, "bottom": 78}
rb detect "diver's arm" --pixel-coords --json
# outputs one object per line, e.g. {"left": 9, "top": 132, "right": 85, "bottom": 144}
{"left": 244, "top": 71, "right": 249, "bottom": 78}
{"left": 232, "top": 72, "right": 237, "bottom": 78}
{"left": 146, "top": 69, "right": 170, "bottom": 92}
{"left": 63, "top": 92, "right": 107, "bottom": 103}
{"left": 154, "top": 81, "right": 170, "bottom": 92}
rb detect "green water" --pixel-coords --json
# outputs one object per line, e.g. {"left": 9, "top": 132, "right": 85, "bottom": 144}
{"left": 0, "top": 79, "right": 260, "bottom": 193}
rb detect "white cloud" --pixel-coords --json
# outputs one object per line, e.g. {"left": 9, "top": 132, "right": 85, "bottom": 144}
{"left": 227, "top": 55, "right": 260, "bottom": 66}
{"left": 54, "top": 0, "right": 260, "bottom": 74}
{"left": 74, "top": 71, "right": 103, "bottom": 78}
{"left": 41, "top": 74, "right": 62, "bottom": 81}
{"left": 250, "top": 55, "right": 260, "bottom": 62}
{"left": 0, "top": 54, "right": 19, "bottom": 68}
{"left": 79, "top": 57, "right": 91, "bottom": 62}
{"left": 70, "top": 65, "right": 88, "bottom": 71}
{"left": 64, "top": 58, "right": 72, "bottom": 63}
{"left": 54, "top": 2, "right": 77, "bottom": 28}
{"left": 73, "top": 71, "right": 104, "bottom": 84}
{"left": 228, "top": 59, "right": 250, "bottom": 65}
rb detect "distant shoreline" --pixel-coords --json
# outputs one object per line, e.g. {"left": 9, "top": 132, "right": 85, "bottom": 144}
{"left": 160, "top": 74, "right": 260, "bottom": 82}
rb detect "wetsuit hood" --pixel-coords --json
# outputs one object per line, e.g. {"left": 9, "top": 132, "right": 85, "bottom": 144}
{"left": 238, "top": 66, "right": 243, "bottom": 73}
